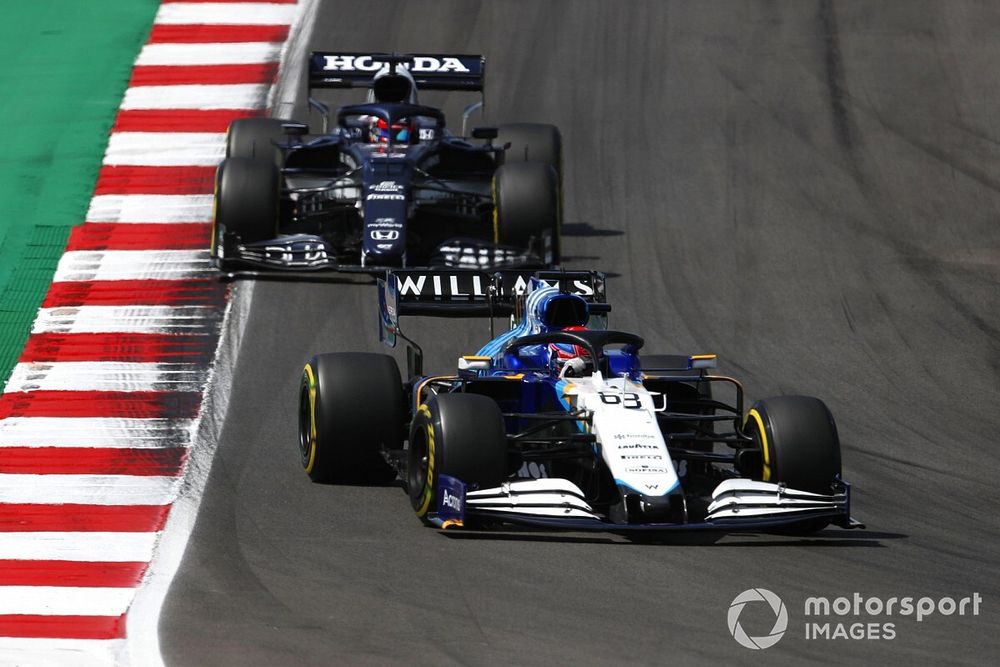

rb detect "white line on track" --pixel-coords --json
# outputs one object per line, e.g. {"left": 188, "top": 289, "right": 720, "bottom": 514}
{"left": 0, "top": 417, "right": 194, "bottom": 448}
{"left": 123, "top": 84, "right": 271, "bottom": 111}
{"left": 154, "top": 3, "right": 297, "bottom": 26}
{"left": 0, "top": 532, "right": 158, "bottom": 562}
{"left": 0, "top": 475, "right": 179, "bottom": 505}
{"left": 0, "top": 587, "right": 136, "bottom": 616}
{"left": 104, "top": 132, "right": 226, "bottom": 166}
{"left": 87, "top": 195, "right": 214, "bottom": 224}
{"left": 0, "top": 638, "right": 125, "bottom": 667}
{"left": 53, "top": 250, "right": 214, "bottom": 282}
{"left": 136, "top": 41, "right": 284, "bottom": 66}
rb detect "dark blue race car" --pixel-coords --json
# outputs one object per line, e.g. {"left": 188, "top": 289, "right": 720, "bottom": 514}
{"left": 212, "top": 53, "right": 562, "bottom": 277}
{"left": 296, "top": 269, "right": 863, "bottom": 536}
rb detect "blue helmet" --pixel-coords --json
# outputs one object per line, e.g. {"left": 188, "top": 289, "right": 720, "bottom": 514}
{"left": 524, "top": 281, "right": 590, "bottom": 334}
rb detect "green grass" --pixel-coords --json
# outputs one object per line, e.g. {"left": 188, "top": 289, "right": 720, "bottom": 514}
{"left": 0, "top": 0, "right": 159, "bottom": 383}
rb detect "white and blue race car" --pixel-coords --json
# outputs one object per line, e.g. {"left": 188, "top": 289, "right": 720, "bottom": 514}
{"left": 297, "top": 269, "right": 863, "bottom": 536}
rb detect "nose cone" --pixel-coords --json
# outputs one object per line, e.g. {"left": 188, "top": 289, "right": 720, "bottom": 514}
{"left": 362, "top": 188, "right": 407, "bottom": 263}
{"left": 361, "top": 161, "right": 411, "bottom": 263}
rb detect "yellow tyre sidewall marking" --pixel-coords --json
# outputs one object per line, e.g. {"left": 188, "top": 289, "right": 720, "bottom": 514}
{"left": 746, "top": 408, "right": 772, "bottom": 482}
{"left": 302, "top": 364, "right": 318, "bottom": 474}
{"left": 415, "top": 404, "right": 436, "bottom": 517}
{"left": 212, "top": 125, "right": 232, "bottom": 256}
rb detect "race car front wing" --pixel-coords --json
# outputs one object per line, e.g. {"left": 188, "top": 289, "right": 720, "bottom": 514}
{"left": 217, "top": 234, "right": 548, "bottom": 279}
{"left": 429, "top": 475, "right": 864, "bottom": 533}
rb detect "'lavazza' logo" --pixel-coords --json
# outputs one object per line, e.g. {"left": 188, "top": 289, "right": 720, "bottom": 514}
{"left": 728, "top": 589, "right": 788, "bottom": 650}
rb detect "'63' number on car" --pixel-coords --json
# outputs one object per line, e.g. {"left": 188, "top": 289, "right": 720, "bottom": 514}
{"left": 599, "top": 392, "right": 641, "bottom": 409}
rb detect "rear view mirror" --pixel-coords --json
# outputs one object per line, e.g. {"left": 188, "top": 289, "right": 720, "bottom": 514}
{"left": 472, "top": 127, "right": 498, "bottom": 140}
{"left": 282, "top": 122, "right": 309, "bottom": 136}
{"left": 458, "top": 356, "right": 492, "bottom": 374}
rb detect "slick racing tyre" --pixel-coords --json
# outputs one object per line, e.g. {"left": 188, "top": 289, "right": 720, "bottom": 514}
{"left": 299, "top": 353, "right": 404, "bottom": 484}
{"left": 743, "top": 395, "right": 842, "bottom": 532}
{"left": 497, "top": 123, "right": 563, "bottom": 263}
{"left": 407, "top": 394, "right": 507, "bottom": 523}
{"left": 493, "top": 162, "right": 559, "bottom": 264}
{"left": 212, "top": 157, "right": 280, "bottom": 263}
{"left": 226, "top": 117, "right": 298, "bottom": 166}
{"left": 497, "top": 123, "right": 561, "bottom": 173}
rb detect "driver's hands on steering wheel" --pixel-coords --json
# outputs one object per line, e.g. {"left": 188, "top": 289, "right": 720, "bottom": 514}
{"left": 558, "top": 356, "right": 588, "bottom": 378}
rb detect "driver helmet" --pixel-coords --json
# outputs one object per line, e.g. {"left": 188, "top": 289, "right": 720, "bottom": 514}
{"left": 368, "top": 65, "right": 419, "bottom": 104}
{"left": 550, "top": 325, "right": 591, "bottom": 361}
{"left": 373, "top": 117, "right": 414, "bottom": 143}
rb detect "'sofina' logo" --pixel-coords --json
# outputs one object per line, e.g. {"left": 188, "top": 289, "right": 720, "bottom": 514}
{"left": 728, "top": 588, "right": 789, "bottom": 650}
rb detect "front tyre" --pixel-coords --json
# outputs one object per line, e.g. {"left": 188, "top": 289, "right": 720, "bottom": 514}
{"left": 743, "top": 395, "right": 842, "bottom": 532}
{"left": 407, "top": 394, "right": 507, "bottom": 523}
{"left": 227, "top": 117, "right": 301, "bottom": 165}
{"left": 299, "top": 353, "right": 404, "bottom": 484}
{"left": 212, "top": 157, "right": 280, "bottom": 266}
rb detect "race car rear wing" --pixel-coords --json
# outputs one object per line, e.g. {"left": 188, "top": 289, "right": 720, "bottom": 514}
{"left": 378, "top": 269, "right": 609, "bottom": 375}
{"left": 309, "top": 52, "right": 485, "bottom": 92}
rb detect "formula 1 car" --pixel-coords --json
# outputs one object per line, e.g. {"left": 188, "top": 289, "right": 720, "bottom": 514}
{"left": 297, "top": 270, "right": 863, "bottom": 535}
{"left": 212, "top": 52, "right": 562, "bottom": 276}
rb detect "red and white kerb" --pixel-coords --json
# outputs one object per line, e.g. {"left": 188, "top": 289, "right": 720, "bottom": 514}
{"left": 0, "top": 1, "right": 300, "bottom": 663}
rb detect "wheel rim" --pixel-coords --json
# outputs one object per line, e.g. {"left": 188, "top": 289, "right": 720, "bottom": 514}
{"left": 408, "top": 426, "right": 429, "bottom": 499}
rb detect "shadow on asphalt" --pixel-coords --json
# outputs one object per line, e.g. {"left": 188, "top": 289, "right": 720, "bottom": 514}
{"left": 438, "top": 529, "right": 906, "bottom": 548}
{"left": 562, "top": 221, "right": 626, "bottom": 237}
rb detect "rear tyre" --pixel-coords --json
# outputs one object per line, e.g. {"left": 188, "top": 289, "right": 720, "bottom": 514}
{"left": 226, "top": 117, "right": 298, "bottom": 165}
{"left": 407, "top": 394, "right": 507, "bottom": 523}
{"left": 299, "top": 353, "right": 404, "bottom": 484}
{"left": 743, "top": 395, "right": 842, "bottom": 532}
{"left": 212, "top": 157, "right": 280, "bottom": 264}
{"left": 493, "top": 162, "right": 558, "bottom": 263}
{"left": 496, "top": 123, "right": 563, "bottom": 264}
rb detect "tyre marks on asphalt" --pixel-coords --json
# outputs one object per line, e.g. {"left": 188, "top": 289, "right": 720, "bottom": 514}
{"left": 0, "top": 1, "right": 300, "bottom": 663}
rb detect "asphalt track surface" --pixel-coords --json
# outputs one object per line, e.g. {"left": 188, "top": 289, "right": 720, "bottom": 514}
{"left": 162, "top": 2, "right": 1000, "bottom": 665}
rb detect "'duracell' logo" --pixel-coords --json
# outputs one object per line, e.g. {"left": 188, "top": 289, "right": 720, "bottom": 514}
{"left": 728, "top": 588, "right": 788, "bottom": 650}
